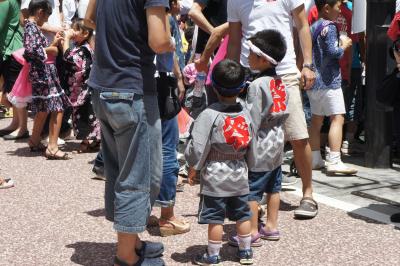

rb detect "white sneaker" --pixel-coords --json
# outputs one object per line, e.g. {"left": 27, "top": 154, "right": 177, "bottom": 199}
{"left": 312, "top": 159, "right": 326, "bottom": 170}
{"left": 326, "top": 160, "right": 358, "bottom": 175}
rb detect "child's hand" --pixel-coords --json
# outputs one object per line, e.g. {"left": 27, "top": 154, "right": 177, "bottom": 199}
{"left": 340, "top": 35, "right": 352, "bottom": 50}
{"left": 51, "top": 32, "right": 64, "bottom": 47}
{"left": 65, "top": 29, "right": 75, "bottom": 39}
{"left": 188, "top": 167, "right": 197, "bottom": 186}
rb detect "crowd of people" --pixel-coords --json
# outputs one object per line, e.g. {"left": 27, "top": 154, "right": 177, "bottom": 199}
{"left": 1, "top": 0, "right": 399, "bottom": 265}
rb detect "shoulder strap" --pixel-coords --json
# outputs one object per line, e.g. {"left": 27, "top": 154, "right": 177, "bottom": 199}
{"left": 312, "top": 20, "right": 337, "bottom": 43}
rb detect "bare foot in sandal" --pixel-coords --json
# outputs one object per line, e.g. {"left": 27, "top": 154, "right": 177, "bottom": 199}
{"left": 45, "top": 147, "right": 71, "bottom": 160}
{"left": 159, "top": 217, "right": 190, "bottom": 237}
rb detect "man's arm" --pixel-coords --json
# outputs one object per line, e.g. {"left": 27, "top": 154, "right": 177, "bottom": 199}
{"left": 84, "top": 0, "right": 96, "bottom": 30}
{"left": 292, "top": 4, "right": 315, "bottom": 90}
{"left": 173, "top": 54, "right": 185, "bottom": 101}
{"left": 146, "top": 6, "right": 175, "bottom": 54}
{"left": 226, "top": 21, "right": 242, "bottom": 62}
{"left": 188, "top": 2, "right": 214, "bottom": 34}
{"left": 195, "top": 22, "right": 229, "bottom": 72}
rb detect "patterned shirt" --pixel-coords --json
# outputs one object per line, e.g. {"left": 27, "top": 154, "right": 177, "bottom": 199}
{"left": 311, "top": 19, "right": 344, "bottom": 90}
{"left": 185, "top": 102, "right": 253, "bottom": 197}
{"left": 245, "top": 74, "right": 289, "bottom": 172}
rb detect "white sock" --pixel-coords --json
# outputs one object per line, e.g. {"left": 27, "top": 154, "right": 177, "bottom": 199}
{"left": 207, "top": 240, "right": 222, "bottom": 256}
{"left": 238, "top": 234, "right": 252, "bottom": 251}
{"left": 312, "top": 150, "right": 323, "bottom": 164}
{"left": 329, "top": 151, "right": 341, "bottom": 163}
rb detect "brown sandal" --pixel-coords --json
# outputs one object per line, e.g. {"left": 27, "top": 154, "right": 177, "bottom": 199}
{"left": 28, "top": 140, "right": 47, "bottom": 152}
{"left": 159, "top": 218, "right": 190, "bottom": 237}
{"left": 74, "top": 140, "right": 100, "bottom": 154}
{"left": 45, "top": 148, "right": 71, "bottom": 160}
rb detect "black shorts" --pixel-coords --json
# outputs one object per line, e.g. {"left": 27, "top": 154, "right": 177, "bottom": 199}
{"left": 198, "top": 194, "right": 252, "bottom": 224}
{"left": 0, "top": 56, "right": 22, "bottom": 94}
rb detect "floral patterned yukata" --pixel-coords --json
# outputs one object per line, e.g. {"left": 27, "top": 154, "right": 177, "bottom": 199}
{"left": 23, "top": 20, "right": 70, "bottom": 113}
{"left": 63, "top": 42, "right": 100, "bottom": 141}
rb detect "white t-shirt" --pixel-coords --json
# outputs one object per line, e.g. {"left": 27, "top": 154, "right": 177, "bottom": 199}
{"left": 397, "top": 0, "right": 400, "bottom": 13}
{"left": 77, "top": 0, "right": 90, "bottom": 18}
{"left": 62, "top": 0, "right": 77, "bottom": 27}
{"left": 21, "top": 0, "right": 62, "bottom": 40}
{"left": 304, "top": 0, "right": 315, "bottom": 15}
{"left": 180, "top": 0, "right": 193, "bottom": 15}
{"left": 228, "top": 0, "right": 304, "bottom": 75}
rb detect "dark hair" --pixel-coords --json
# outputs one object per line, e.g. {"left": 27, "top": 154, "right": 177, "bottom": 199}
{"left": 28, "top": 0, "right": 52, "bottom": 16}
{"left": 248, "top": 29, "right": 287, "bottom": 63}
{"left": 211, "top": 59, "right": 245, "bottom": 97}
{"left": 314, "top": 0, "right": 340, "bottom": 11}
{"left": 72, "top": 18, "right": 94, "bottom": 40}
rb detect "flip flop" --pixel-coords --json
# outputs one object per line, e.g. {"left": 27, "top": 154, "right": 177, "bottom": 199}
{"left": 0, "top": 178, "right": 14, "bottom": 189}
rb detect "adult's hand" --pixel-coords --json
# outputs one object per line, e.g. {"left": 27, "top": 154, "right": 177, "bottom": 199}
{"left": 301, "top": 67, "right": 316, "bottom": 90}
{"left": 177, "top": 77, "right": 185, "bottom": 101}
{"left": 194, "top": 57, "right": 208, "bottom": 73}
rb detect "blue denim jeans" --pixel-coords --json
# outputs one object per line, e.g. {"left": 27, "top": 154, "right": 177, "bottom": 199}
{"left": 91, "top": 89, "right": 162, "bottom": 233}
{"left": 155, "top": 117, "right": 179, "bottom": 208}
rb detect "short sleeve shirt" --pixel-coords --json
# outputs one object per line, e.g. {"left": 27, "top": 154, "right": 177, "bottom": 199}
{"left": 228, "top": 0, "right": 303, "bottom": 75}
{"left": 88, "top": 0, "right": 170, "bottom": 94}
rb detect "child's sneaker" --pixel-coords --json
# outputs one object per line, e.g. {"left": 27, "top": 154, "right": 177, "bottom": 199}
{"left": 326, "top": 160, "right": 357, "bottom": 175}
{"left": 236, "top": 249, "right": 253, "bottom": 265}
{"left": 194, "top": 252, "right": 222, "bottom": 266}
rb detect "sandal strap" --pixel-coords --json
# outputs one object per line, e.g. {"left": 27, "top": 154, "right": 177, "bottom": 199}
{"left": 300, "top": 197, "right": 318, "bottom": 209}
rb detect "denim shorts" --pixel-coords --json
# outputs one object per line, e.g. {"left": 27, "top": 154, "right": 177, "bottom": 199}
{"left": 91, "top": 89, "right": 162, "bottom": 233}
{"left": 248, "top": 166, "right": 282, "bottom": 202}
{"left": 198, "top": 194, "right": 252, "bottom": 224}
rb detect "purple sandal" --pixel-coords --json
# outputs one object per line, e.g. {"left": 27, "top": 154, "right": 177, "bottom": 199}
{"left": 259, "top": 227, "right": 280, "bottom": 241}
{"left": 228, "top": 233, "right": 263, "bottom": 247}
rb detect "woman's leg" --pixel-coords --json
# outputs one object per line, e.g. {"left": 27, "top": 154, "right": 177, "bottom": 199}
{"left": 16, "top": 107, "right": 28, "bottom": 134}
{"left": 0, "top": 106, "right": 19, "bottom": 131}
{"left": 29, "top": 112, "right": 48, "bottom": 145}
{"left": 47, "top": 111, "right": 67, "bottom": 155}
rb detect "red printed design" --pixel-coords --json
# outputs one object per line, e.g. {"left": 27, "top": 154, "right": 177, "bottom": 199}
{"left": 223, "top": 116, "right": 250, "bottom": 150}
{"left": 269, "top": 79, "right": 286, "bottom": 113}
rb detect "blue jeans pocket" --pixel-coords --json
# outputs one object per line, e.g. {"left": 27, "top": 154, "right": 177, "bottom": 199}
{"left": 99, "top": 92, "right": 140, "bottom": 131}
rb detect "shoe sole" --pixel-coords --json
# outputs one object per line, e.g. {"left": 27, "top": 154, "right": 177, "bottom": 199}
{"left": 160, "top": 226, "right": 190, "bottom": 237}
{"left": 294, "top": 210, "right": 318, "bottom": 218}
{"left": 228, "top": 240, "right": 263, "bottom": 248}
{"left": 239, "top": 258, "right": 254, "bottom": 265}
{"left": 326, "top": 170, "right": 358, "bottom": 175}
{"left": 193, "top": 260, "right": 222, "bottom": 266}
{"left": 261, "top": 236, "right": 280, "bottom": 241}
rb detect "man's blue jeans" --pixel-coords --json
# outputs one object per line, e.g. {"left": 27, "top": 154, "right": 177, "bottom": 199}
{"left": 91, "top": 89, "right": 162, "bottom": 233}
{"left": 156, "top": 117, "right": 179, "bottom": 207}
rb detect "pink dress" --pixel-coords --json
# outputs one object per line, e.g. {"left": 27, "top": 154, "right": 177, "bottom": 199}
{"left": 7, "top": 48, "right": 32, "bottom": 108}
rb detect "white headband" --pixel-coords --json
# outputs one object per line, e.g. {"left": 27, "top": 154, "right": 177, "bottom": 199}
{"left": 248, "top": 40, "right": 279, "bottom": 65}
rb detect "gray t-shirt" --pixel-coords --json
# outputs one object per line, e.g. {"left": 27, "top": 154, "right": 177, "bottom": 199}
{"left": 245, "top": 75, "right": 289, "bottom": 172}
{"left": 185, "top": 102, "right": 253, "bottom": 197}
{"left": 88, "top": 0, "right": 169, "bottom": 94}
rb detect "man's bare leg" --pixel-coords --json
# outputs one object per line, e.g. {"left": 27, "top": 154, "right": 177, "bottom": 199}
{"left": 116, "top": 233, "right": 139, "bottom": 265}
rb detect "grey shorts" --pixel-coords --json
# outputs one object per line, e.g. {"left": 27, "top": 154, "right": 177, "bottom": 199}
{"left": 91, "top": 88, "right": 162, "bottom": 233}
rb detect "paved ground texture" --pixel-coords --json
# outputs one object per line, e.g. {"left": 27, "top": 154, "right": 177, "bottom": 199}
{"left": 1, "top": 117, "right": 400, "bottom": 266}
